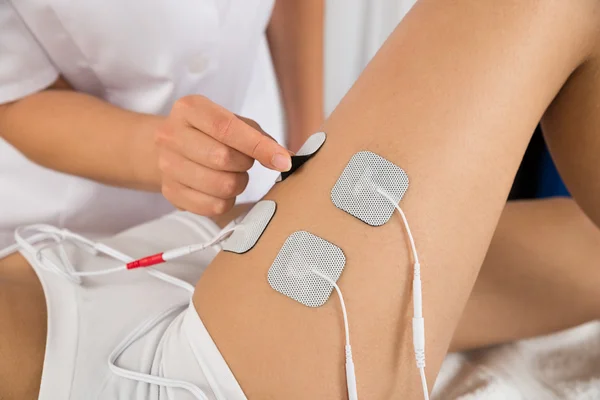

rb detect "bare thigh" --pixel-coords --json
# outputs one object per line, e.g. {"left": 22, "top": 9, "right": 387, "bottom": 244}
{"left": 0, "top": 253, "right": 46, "bottom": 400}
{"left": 543, "top": 40, "right": 600, "bottom": 225}
{"left": 194, "top": 1, "right": 600, "bottom": 399}
{"left": 452, "top": 198, "right": 600, "bottom": 352}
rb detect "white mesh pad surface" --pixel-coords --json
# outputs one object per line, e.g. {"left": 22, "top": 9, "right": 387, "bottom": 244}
{"left": 222, "top": 200, "right": 276, "bottom": 253}
{"left": 296, "top": 131, "right": 326, "bottom": 156}
{"left": 268, "top": 231, "right": 346, "bottom": 308}
{"left": 331, "top": 151, "right": 409, "bottom": 226}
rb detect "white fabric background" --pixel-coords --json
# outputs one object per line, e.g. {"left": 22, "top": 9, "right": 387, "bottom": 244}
{"left": 324, "top": 0, "right": 418, "bottom": 115}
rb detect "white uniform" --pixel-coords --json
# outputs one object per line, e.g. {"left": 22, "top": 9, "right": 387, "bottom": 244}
{"left": 19, "top": 212, "right": 246, "bottom": 400}
{"left": 0, "top": 0, "right": 284, "bottom": 247}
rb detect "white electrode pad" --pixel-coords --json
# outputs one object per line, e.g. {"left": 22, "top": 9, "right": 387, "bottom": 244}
{"left": 331, "top": 151, "right": 409, "bottom": 226}
{"left": 222, "top": 200, "right": 276, "bottom": 253}
{"left": 296, "top": 131, "right": 327, "bottom": 157}
{"left": 277, "top": 131, "right": 327, "bottom": 182}
{"left": 268, "top": 231, "right": 346, "bottom": 307}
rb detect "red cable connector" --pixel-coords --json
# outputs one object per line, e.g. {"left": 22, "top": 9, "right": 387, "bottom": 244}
{"left": 126, "top": 253, "right": 165, "bottom": 269}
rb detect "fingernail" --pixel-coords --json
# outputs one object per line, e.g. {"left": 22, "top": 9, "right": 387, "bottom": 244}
{"left": 272, "top": 153, "right": 292, "bottom": 172}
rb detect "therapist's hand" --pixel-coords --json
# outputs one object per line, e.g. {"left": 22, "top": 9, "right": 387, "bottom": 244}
{"left": 155, "top": 95, "right": 292, "bottom": 216}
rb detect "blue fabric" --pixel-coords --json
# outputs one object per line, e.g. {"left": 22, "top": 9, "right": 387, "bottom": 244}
{"left": 536, "top": 147, "right": 570, "bottom": 198}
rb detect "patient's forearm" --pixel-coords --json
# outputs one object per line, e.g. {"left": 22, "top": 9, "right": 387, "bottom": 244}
{"left": 194, "top": 1, "right": 599, "bottom": 398}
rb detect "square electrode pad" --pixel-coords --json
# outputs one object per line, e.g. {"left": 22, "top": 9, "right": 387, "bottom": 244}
{"left": 331, "top": 151, "right": 409, "bottom": 226}
{"left": 222, "top": 200, "right": 276, "bottom": 253}
{"left": 268, "top": 231, "right": 346, "bottom": 308}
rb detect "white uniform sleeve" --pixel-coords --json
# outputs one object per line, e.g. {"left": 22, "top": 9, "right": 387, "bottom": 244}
{"left": 0, "top": 2, "right": 59, "bottom": 104}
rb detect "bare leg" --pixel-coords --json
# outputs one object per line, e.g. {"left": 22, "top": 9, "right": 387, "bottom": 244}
{"left": 543, "top": 36, "right": 600, "bottom": 226}
{"left": 452, "top": 198, "right": 600, "bottom": 352}
{"left": 193, "top": 1, "right": 600, "bottom": 399}
{"left": 0, "top": 254, "right": 46, "bottom": 400}
{"left": 0, "top": 199, "right": 599, "bottom": 398}
{"left": 452, "top": 17, "right": 600, "bottom": 352}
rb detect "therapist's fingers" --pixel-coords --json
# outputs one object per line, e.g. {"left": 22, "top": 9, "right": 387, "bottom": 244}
{"left": 156, "top": 124, "right": 254, "bottom": 172}
{"left": 162, "top": 177, "right": 236, "bottom": 217}
{"left": 171, "top": 95, "right": 292, "bottom": 172}
{"left": 158, "top": 149, "right": 249, "bottom": 198}
{"left": 237, "top": 115, "right": 269, "bottom": 136}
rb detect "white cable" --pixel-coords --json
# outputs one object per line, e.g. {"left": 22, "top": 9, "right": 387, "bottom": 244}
{"left": 419, "top": 367, "right": 429, "bottom": 400}
{"left": 376, "top": 190, "right": 419, "bottom": 265}
{"left": 377, "top": 188, "right": 429, "bottom": 400}
{"left": 73, "top": 266, "right": 129, "bottom": 277}
{"left": 0, "top": 231, "right": 61, "bottom": 259}
{"left": 168, "top": 213, "right": 229, "bottom": 251}
{"left": 3, "top": 230, "right": 79, "bottom": 284}
{"left": 0, "top": 242, "right": 20, "bottom": 259}
{"left": 14, "top": 228, "right": 83, "bottom": 284}
{"left": 312, "top": 269, "right": 358, "bottom": 400}
{"left": 108, "top": 304, "right": 209, "bottom": 400}
{"left": 88, "top": 230, "right": 237, "bottom": 294}
{"left": 75, "top": 239, "right": 198, "bottom": 292}
{"left": 146, "top": 268, "right": 195, "bottom": 293}
{"left": 162, "top": 226, "right": 236, "bottom": 261}
{"left": 11, "top": 224, "right": 200, "bottom": 293}
{"left": 2, "top": 223, "right": 239, "bottom": 398}
{"left": 12, "top": 227, "right": 125, "bottom": 281}
{"left": 10, "top": 224, "right": 235, "bottom": 290}
{"left": 57, "top": 233, "right": 203, "bottom": 389}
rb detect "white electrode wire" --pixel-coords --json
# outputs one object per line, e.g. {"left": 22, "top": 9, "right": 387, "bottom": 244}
{"left": 14, "top": 227, "right": 126, "bottom": 280}
{"left": 7, "top": 223, "right": 231, "bottom": 398}
{"left": 0, "top": 242, "right": 20, "bottom": 259}
{"left": 12, "top": 224, "right": 127, "bottom": 282}
{"left": 37, "top": 240, "right": 76, "bottom": 274}
{"left": 376, "top": 189, "right": 419, "bottom": 265}
{"left": 64, "top": 234, "right": 206, "bottom": 393}
{"left": 74, "top": 266, "right": 129, "bottom": 276}
{"left": 312, "top": 270, "right": 350, "bottom": 345}
{"left": 168, "top": 213, "right": 230, "bottom": 251}
{"left": 147, "top": 268, "right": 195, "bottom": 293}
{"left": 0, "top": 231, "right": 58, "bottom": 259}
{"left": 35, "top": 239, "right": 129, "bottom": 277}
{"left": 98, "top": 240, "right": 223, "bottom": 396}
{"left": 377, "top": 188, "right": 429, "bottom": 400}
{"left": 420, "top": 367, "right": 429, "bottom": 400}
{"left": 112, "top": 226, "right": 235, "bottom": 293}
{"left": 108, "top": 304, "right": 209, "bottom": 400}
{"left": 162, "top": 226, "right": 236, "bottom": 261}
{"left": 78, "top": 237, "right": 197, "bottom": 293}
{"left": 312, "top": 269, "right": 358, "bottom": 400}
{"left": 10, "top": 224, "right": 236, "bottom": 288}
{"left": 14, "top": 228, "right": 82, "bottom": 284}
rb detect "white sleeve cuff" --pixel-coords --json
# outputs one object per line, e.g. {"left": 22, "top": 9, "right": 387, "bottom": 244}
{"left": 0, "top": 67, "right": 59, "bottom": 105}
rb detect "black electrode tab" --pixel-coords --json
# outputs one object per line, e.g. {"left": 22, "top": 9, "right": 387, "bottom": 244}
{"left": 280, "top": 154, "right": 314, "bottom": 181}
{"left": 276, "top": 131, "right": 326, "bottom": 182}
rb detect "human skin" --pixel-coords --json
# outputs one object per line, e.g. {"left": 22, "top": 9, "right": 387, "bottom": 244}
{"left": 267, "top": 0, "right": 325, "bottom": 152}
{"left": 450, "top": 198, "right": 600, "bottom": 352}
{"left": 4, "top": 1, "right": 600, "bottom": 398}
{"left": 193, "top": 1, "right": 600, "bottom": 398}
{"left": 1, "top": 199, "right": 600, "bottom": 399}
